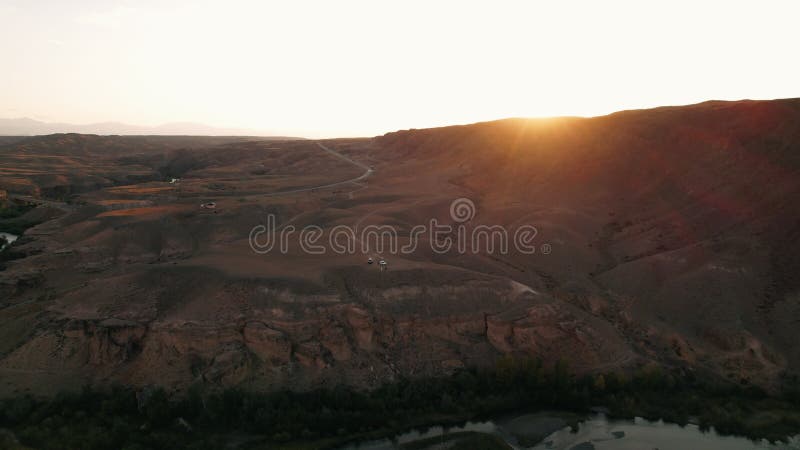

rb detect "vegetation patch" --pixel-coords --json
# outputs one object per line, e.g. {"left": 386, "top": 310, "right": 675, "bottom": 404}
{"left": 0, "top": 358, "right": 798, "bottom": 449}
{"left": 0, "top": 203, "right": 38, "bottom": 235}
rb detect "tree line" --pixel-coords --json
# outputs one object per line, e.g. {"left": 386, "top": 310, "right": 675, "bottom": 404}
{"left": 1, "top": 357, "right": 799, "bottom": 449}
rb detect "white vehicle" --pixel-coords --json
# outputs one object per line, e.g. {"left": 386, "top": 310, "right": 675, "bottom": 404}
{"left": 367, "top": 257, "right": 374, "bottom": 264}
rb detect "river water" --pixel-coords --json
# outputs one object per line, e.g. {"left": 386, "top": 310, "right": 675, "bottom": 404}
{"left": 0, "top": 232, "right": 18, "bottom": 251}
{"left": 531, "top": 415, "right": 800, "bottom": 450}
{"left": 341, "top": 413, "right": 800, "bottom": 450}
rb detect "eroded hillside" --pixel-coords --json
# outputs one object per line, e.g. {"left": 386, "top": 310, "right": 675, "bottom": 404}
{"left": 1, "top": 99, "right": 799, "bottom": 395}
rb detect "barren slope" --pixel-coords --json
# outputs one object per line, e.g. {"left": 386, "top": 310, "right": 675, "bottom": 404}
{"left": 1, "top": 99, "right": 799, "bottom": 395}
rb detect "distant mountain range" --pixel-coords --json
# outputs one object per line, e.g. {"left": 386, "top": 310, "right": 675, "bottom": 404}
{"left": 0, "top": 117, "right": 303, "bottom": 138}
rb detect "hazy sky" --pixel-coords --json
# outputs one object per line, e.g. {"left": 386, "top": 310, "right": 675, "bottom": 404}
{"left": 1, "top": 0, "right": 799, "bottom": 138}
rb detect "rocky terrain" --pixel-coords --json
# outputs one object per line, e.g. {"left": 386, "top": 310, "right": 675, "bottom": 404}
{"left": 1, "top": 99, "right": 799, "bottom": 396}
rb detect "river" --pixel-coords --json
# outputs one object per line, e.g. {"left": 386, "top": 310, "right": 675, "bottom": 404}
{"left": 0, "top": 232, "right": 18, "bottom": 251}
{"left": 340, "top": 413, "right": 800, "bottom": 450}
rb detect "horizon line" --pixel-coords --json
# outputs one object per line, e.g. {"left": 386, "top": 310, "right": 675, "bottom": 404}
{"left": 2, "top": 96, "right": 798, "bottom": 140}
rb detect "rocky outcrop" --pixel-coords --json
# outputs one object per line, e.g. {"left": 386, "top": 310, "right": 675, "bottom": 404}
{"left": 243, "top": 321, "right": 291, "bottom": 364}
{"left": 486, "top": 301, "right": 632, "bottom": 371}
{"left": 0, "top": 279, "right": 641, "bottom": 393}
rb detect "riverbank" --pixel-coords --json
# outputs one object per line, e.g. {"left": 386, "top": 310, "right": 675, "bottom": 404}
{"left": 0, "top": 358, "right": 799, "bottom": 449}
{"left": 340, "top": 413, "right": 800, "bottom": 450}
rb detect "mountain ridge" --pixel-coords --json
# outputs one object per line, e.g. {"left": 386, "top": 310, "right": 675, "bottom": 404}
{"left": 0, "top": 117, "right": 305, "bottom": 139}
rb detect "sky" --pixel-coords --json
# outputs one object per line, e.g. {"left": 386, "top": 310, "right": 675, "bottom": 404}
{"left": 1, "top": 0, "right": 799, "bottom": 138}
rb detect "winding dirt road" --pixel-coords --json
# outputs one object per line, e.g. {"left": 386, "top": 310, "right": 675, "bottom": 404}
{"left": 259, "top": 143, "right": 373, "bottom": 198}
